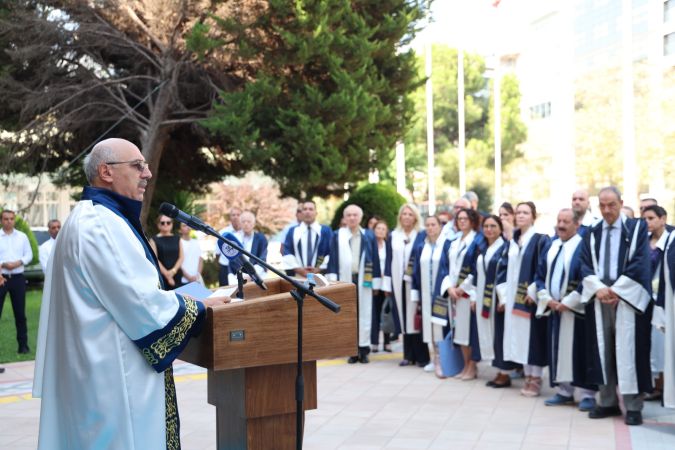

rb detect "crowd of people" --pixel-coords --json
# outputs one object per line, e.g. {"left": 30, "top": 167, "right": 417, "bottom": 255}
{"left": 243, "top": 187, "right": 672, "bottom": 428}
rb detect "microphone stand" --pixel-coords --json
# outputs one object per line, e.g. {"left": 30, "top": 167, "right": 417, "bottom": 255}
{"left": 175, "top": 216, "right": 340, "bottom": 450}
{"left": 235, "top": 269, "right": 246, "bottom": 300}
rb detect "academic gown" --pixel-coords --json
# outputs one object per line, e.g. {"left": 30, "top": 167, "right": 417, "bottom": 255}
{"left": 657, "top": 231, "right": 675, "bottom": 408}
{"left": 472, "top": 237, "right": 508, "bottom": 361}
{"left": 580, "top": 216, "right": 653, "bottom": 395}
{"left": 327, "top": 227, "right": 381, "bottom": 348}
{"left": 439, "top": 231, "right": 484, "bottom": 349}
{"left": 227, "top": 231, "right": 268, "bottom": 285}
{"left": 282, "top": 222, "right": 332, "bottom": 274}
{"left": 535, "top": 234, "right": 595, "bottom": 390}
{"left": 496, "top": 227, "right": 551, "bottom": 366}
{"left": 33, "top": 187, "right": 206, "bottom": 450}
{"left": 411, "top": 236, "right": 451, "bottom": 344}
{"left": 381, "top": 229, "right": 419, "bottom": 335}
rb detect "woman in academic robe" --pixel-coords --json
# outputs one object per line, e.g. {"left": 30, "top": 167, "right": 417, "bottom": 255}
{"left": 440, "top": 208, "right": 484, "bottom": 380}
{"left": 382, "top": 203, "right": 424, "bottom": 366}
{"left": 644, "top": 205, "right": 670, "bottom": 401}
{"left": 499, "top": 202, "right": 516, "bottom": 242}
{"left": 410, "top": 215, "right": 451, "bottom": 374}
{"left": 496, "top": 201, "right": 551, "bottom": 397}
{"left": 472, "top": 215, "right": 515, "bottom": 388}
{"left": 371, "top": 220, "right": 392, "bottom": 353}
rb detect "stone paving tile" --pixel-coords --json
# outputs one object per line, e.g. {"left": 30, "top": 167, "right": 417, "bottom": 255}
{"left": 2, "top": 350, "right": 675, "bottom": 449}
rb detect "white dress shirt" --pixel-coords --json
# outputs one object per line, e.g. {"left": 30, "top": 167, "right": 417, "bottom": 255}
{"left": 0, "top": 228, "right": 33, "bottom": 275}
{"left": 39, "top": 238, "right": 56, "bottom": 273}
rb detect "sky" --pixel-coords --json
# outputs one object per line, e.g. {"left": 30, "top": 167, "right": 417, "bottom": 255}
{"left": 412, "top": 0, "right": 538, "bottom": 55}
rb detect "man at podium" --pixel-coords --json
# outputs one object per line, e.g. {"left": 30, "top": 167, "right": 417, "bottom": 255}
{"left": 327, "top": 204, "right": 381, "bottom": 363}
{"left": 32, "top": 138, "right": 229, "bottom": 450}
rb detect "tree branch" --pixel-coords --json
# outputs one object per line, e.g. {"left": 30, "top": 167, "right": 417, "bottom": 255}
{"left": 121, "top": 4, "right": 167, "bottom": 53}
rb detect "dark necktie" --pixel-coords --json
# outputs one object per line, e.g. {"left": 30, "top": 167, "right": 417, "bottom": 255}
{"left": 306, "top": 228, "right": 313, "bottom": 267}
{"left": 603, "top": 225, "right": 614, "bottom": 285}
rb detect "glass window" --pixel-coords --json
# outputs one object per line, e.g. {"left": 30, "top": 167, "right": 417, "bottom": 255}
{"left": 665, "top": 32, "right": 675, "bottom": 56}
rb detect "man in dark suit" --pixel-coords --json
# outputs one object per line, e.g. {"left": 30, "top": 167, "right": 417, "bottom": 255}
{"left": 228, "top": 210, "right": 268, "bottom": 285}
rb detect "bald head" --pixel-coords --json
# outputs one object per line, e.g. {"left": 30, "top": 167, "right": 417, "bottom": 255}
{"left": 83, "top": 138, "right": 151, "bottom": 201}
{"left": 571, "top": 189, "right": 590, "bottom": 218}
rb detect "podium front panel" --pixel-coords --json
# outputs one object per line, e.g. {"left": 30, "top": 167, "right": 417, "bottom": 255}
{"left": 181, "top": 279, "right": 357, "bottom": 370}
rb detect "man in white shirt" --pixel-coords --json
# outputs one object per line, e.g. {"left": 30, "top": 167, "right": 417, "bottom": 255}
{"left": 0, "top": 209, "right": 34, "bottom": 354}
{"left": 228, "top": 211, "right": 268, "bottom": 285}
{"left": 38, "top": 219, "right": 61, "bottom": 273}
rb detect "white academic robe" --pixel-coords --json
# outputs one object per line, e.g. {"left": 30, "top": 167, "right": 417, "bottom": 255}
{"left": 535, "top": 234, "right": 583, "bottom": 383}
{"left": 382, "top": 229, "right": 418, "bottom": 334}
{"left": 326, "top": 227, "right": 381, "bottom": 348}
{"left": 497, "top": 227, "right": 540, "bottom": 365}
{"left": 474, "top": 237, "right": 505, "bottom": 360}
{"left": 659, "top": 231, "right": 675, "bottom": 408}
{"left": 440, "top": 231, "right": 477, "bottom": 346}
{"left": 33, "top": 199, "right": 203, "bottom": 450}
{"left": 411, "top": 236, "right": 448, "bottom": 344}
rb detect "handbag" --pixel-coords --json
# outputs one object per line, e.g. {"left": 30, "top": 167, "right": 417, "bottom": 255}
{"left": 413, "top": 304, "right": 423, "bottom": 331}
{"left": 380, "top": 295, "right": 396, "bottom": 335}
{"left": 438, "top": 328, "right": 464, "bottom": 377}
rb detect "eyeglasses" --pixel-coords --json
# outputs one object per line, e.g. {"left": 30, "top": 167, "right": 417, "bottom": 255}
{"left": 105, "top": 160, "right": 149, "bottom": 172}
{"left": 160, "top": 221, "right": 172, "bottom": 225}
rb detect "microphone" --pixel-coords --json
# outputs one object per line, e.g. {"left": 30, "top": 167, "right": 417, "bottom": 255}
{"left": 159, "top": 203, "right": 212, "bottom": 233}
{"left": 160, "top": 202, "right": 267, "bottom": 291}
{"left": 218, "top": 232, "right": 268, "bottom": 291}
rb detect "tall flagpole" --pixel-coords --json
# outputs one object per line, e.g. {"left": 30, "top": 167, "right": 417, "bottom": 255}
{"left": 493, "top": 59, "right": 501, "bottom": 212}
{"left": 426, "top": 43, "right": 436, "bottom": 215}
{"left": 621, "top": 0, "right": 637, "bottom": 206}
{"left": 395, "top": 141, "right": 407, "bottom": 196}
{"left": 458, "top": 46, "right": 466, "bottom": 196}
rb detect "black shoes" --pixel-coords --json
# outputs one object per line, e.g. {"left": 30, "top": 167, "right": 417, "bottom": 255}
{"left": 625, "top": 411, "right": 643, "bottom": 426}
{"left": 18, "top": 345, "right": 30, "bottom": 354}
{"left": 348, "top": 354, "right": 370, "bottom": 364}
{"left": 588, "top": 406, "right": 622, "bottom": 419}
{"left": 0, "top": 367, "right": 5, "bottom": 374}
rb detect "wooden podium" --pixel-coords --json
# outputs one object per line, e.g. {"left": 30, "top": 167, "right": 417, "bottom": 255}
{"left": 180, "top": 278, "right": 357, "bottom": 450}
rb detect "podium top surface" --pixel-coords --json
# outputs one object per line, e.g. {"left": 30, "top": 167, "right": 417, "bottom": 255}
{"left": 180, "top": 279, "right": 357, "bottom": 370}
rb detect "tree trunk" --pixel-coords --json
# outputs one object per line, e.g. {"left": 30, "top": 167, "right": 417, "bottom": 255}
{"left": 140, "top": 65, "right": 176, "bottom": 226}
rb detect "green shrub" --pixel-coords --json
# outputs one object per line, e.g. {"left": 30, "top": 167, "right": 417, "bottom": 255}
{"left": 201, "top": 254, "right": 221, "bottom": 288}
{"left": 330, "top": 183, "right": 406, "bottom": 230}
{"left": 1, "top": 210, "right": 39, "bottom": 265}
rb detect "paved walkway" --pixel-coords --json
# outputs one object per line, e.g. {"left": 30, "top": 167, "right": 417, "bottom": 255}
{"left": 1, "top": 345, "right": 674, "bottom": 450}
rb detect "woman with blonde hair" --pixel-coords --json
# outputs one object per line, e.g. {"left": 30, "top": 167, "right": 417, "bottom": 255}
{"left": 382, "top": 203, "right": 425, "bottom": 366}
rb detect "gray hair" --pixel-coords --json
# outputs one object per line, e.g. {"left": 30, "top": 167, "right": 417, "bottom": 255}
{"left": 83, "top": 142, "right": 116, "bottom": 184}
{"left": 598, "top": 186, "right": 622, "bottom": 201}
{"left": 558, "top": 207, "right": 579, "bottom": 224}
{"left": 463, "top": 191, "right": 479, "bottom": 203}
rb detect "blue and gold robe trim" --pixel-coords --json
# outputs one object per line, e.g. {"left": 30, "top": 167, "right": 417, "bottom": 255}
{"left": 134, "top": 294, "right": 206, "bottom": 373}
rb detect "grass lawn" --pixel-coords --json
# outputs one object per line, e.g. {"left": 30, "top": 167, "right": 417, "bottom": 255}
{"left": 0, "top": 287, "right": 42, "bottom": 364}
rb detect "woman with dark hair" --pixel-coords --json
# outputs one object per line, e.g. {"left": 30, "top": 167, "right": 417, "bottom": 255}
{"left": 499, "top": 202, "right": 515, "bottom": 241}
{"left": 149, "top": 215, "right": 184, "bottom": 289}
{"left": 643, "top": 204, "right": 669, "bottom": 401}
{"left": 371, "top": 220, "right": 392, "bottom": 352}
{"left": 473, "top": 215, "right": 516, "bottom": 387}
{"left": 441, "top": 208, "right": 484, "bottom": 380}
{"left": 496, "top": 201, "right": 551, "bottom": 397}
{"left": 410, "top": 215, "right": 451, "bottom": 374}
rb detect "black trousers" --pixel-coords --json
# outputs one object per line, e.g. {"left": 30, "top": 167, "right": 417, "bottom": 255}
{"left": 0, "top": 274, "right": 28, "bottom": 347}
{"left": 218, "top": 264, "right": 229, "bottom": 287}
{"left": 370, "top": 290, "right": 391, "bottom": 347}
